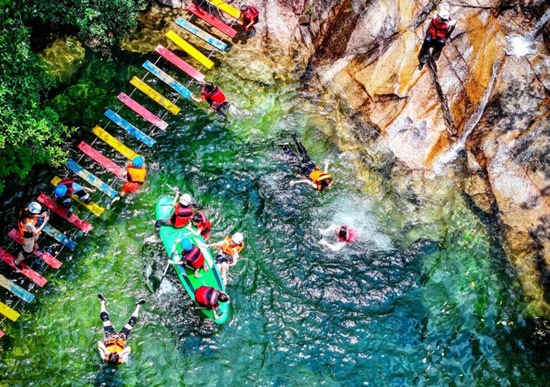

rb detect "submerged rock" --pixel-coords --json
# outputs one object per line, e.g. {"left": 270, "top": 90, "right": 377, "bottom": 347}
{"left": 40, "top": 36, "right": 85, "bottom": 83}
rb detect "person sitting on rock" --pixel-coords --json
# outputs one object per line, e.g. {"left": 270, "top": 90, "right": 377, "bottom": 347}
{"left": 418, "top": 9, "right": 456, "bottom": 64}
{"left": 240, "top": 5, "right": 260, "bottom": 35}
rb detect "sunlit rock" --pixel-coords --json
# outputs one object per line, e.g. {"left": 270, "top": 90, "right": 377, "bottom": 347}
{"left": 40, "top": 36, "right": 85, "bottom": 83}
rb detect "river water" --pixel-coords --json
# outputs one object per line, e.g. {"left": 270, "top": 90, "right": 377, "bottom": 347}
{"left": 0, "top": 36, "right": 549, "bottom": 386}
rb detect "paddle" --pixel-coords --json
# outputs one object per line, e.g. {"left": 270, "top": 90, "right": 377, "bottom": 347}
{"left": 157, "top": 230, "right": 184, "bottom": 291}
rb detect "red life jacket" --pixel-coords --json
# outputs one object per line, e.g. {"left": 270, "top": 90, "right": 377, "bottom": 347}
{"left": 427, "top": 17, "right": 451, "bottom": 41}
{"left": 195, "top": 211, "right": 212, "bottom": 240}
{"left": 202, "top": 87, "right": 226, "bottom": 104}
{"left": 244, "top": 6, "right": 259, "bottom": 21}
{"left": 171, "top": 203, "right": 194, "bottom": 228}
{"left": 183, "top": 245, "right": 204, "bottom": 269}
{"left": 58, "top": 178, "right": 75, "bottom": 197}
{"left": 195, "top": 286, "right": 219, "bottom": 308}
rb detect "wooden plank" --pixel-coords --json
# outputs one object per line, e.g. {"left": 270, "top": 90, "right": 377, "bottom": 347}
{"left": 130, "top": 77, "right": 181, "bottom": 115}
{"left": 117, "top": 93, "right": 168, "bottom": 131}
{"left": 187, "top": 3, "right": 237, "bottom": 38}
{"left": 0, "top": 248, "right": 47, "bottom": 287}
{"left": 0, "top": 301, "right": 20, "bottom": 322}
{"left": 37, "top": 193, "right": 93, "bottom": 233}
{"left": 165, "top": 30, "right": 214, "bottom": 69}
{"left": 78, "top": 141, "right": 126, "bottom": 179}
{"left": 142, "top": 60, "right": 192, "bottom": 99}
{"left": 0, "top": 274, "right": 35, "bottom": 303}
{"left": 92, "top": 126, "right": 139, "bottom": 160}
{"left": 104, "top": 109, "right": 156, "bottom": 147}
{"left": 175, "top": 18, "right": 228, "bottom": 52}
{"left": 8, "top": 229, "right": 62, "bottom": 269}
{"left": 0, "top": 331, "right": 4, "bottom": 339}
{"left": 51, "top": 176, "right": 105, "bottom": 216}
{"left": 209, "top": 0, "right": 241, "bottom": 19}
{"left": 155, "top": 45, "right": 205, "bottom": 83}
{"left": 42, "top": 224, "right": 77, "bottom": 250}
{"left": 66, "top": 159, "right": 117, "bottom": 199}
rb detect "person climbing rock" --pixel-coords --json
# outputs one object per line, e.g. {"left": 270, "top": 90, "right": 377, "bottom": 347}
{"left": 319, "top": 225, "right": 357, "bottom": 252}
{"left": 170, "top": 238, "right": 209, "bottom": 279}
{"left": 97, "top": 294, "right": 145, "bottom": 365}
{"left": 280, "top": 134, "right": 334, "bottom": 192}
{"left": 194, "top": 286, "right": 229, "bottom": 320}
{"left": 154, "top": 191, "right": 195, "bottom": 232}
{"left": 240, "top": 5, "right": 260, "bottom": 35}
{"left": 207, "top": 233, "right": 244, "bottom": 285}
{"left": 192, "top": 81, "right": 230, "bottom": 119}
{"left": 121, "top": 156, "right": 146, "bottom": 196}
{"left": 14, "top": 202, "right": 49, "bottom": 269}
{"left": 54, "top": 178, "right": 96, "bottom": 217}
{"left": 418, "top": 9, "right": 456, "bottom": 65}
{"left": 187, "top": 211, "right": 212, "bottom": 241}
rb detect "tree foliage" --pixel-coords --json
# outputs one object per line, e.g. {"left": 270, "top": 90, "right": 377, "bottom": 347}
{"left": 0, "top": 0, "right": 148, "bottom": 195}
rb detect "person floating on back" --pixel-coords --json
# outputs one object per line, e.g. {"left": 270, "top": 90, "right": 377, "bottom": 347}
{"left": 192, "top": 81, "right": 230, "bottom": 119}
{"left": 207, "top": 233, "right": 244, "bottom": 285}
{"left": 418, "top": 9, "right": 456, "bottom": 66}
{"left": 121, "top": 156, "right": 146, "bottom": 196}
{"left": 240, "top": 5, "right": 260, "bottom": 36}
{"left": 170, "top": 238, "right": 209, "bottom": 279}
{"left": 97, "top": 294, "right": 145, "bottom": 365}
{"left": 194, "top": 286, "right": 229, "bottom": 320}
{"left": 319, "top": 225, "right": 357, "bottom": 252}
{"left": 187, "top": 211, "right": 212, "bottom": 241}
{"left": 280, "top": 134, "right": 334, "bottom": 192}
{"left": 55, "top": 178, "right": 96, "bottom": 217}
{"left": 14, "top": 202, "right": 49, "bottom": 270}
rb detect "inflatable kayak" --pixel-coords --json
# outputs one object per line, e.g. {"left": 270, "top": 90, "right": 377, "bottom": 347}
{"left": 155, "top": 196, "right": 228, "bottom": 323}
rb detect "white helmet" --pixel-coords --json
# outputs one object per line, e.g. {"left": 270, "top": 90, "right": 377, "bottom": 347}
{"left": 179, "top": 193, "right": 192, "bottom": 206}
{"left": 438, "top": 10, "right": 450, "bottom": 21}
{"left": 232, "top": 232, "right": 244, "bottom": 244}
{"left": 28, "top": 202, "right": 42, "bottom": 214}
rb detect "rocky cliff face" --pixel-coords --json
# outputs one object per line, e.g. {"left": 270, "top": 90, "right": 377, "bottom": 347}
{"left": 244, "top": 0, "right": 550, "bottom": 314}
{"left": 157, "top": 1, "right": 550, "bottom": 313}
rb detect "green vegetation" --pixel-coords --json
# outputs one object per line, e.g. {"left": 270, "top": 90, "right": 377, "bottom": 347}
{"left": 0, "top": 0, "right": 148, "bottom": 195}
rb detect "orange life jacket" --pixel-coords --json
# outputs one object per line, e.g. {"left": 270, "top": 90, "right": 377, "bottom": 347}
{"left": 104, "top": 337, "right": 126, "bottom": 363}
{"left": 127, "top": 164, "right": 146, "bottom": 183}
{"left": 308, "top": 170, "right": 333, "bottom": 191}
{"left": 18, "top": 210, "right": 38, "bottom": 238}
{"left": 221, "top": 236, "right": 244, "bottom": 256}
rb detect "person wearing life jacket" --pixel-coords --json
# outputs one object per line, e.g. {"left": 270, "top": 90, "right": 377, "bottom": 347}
{"left": 207, "top": 233, "right": 245, "bottom": 285}
{"left": 121, "top": 156, "right": 147, "bottom": 196}
{"left": 319, "top": 225, "right": 357, "bottom": 252}
{"left": 192, "top": 81, "right": 230, "bottom": 119}
{"left": 14, "top": 202, "right": 50, "bottom": 270}
{"left": 240, "top": 5, "right": 260, "bottom": 34}
{"left": 194, "top": 286, "right": 229, "bottom": 320}
{"left": 97, "top": 293, "right": 145, "bottom": 365}
{"left": 187, "top": 211, "right": 212, "bottom": 241}
{"left": 170, "top": 238, "right": 209, "bottom": 279}
{"left": 419, "top": 9, "right": 456, "bottom": 64}
{"left": 154, "top": 191, "right": 195, "bottom": 234}
{"left": 54, "top": 178, "right": 96, "bottom": 217}
{"left": 280, "top": 133, "right": 334, "bottom": 192}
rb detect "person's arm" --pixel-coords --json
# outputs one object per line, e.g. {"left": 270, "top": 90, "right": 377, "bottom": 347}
{"left": 83, "top": 186, "right": 97, "bottom": 193}
{"left": 202, "top": 262, "right": 209, "bottom": 272}
{"left": 119, "top": 346, "right": 131, "bottom": 363}
{"left": 97, "top": 341, "right": 108, "bottom": 360}
{"left": 186, "top": 223, "right": 201, "bottom": 236}
{"left": 319, "top": 225, "right": 335, "bottom": 235}
{"left": 319, "top": 240, "right": 346, "bottom": 252}
{"left": 447, "top": 20, "right": 457, "bottom": 40}
{"left": 323, "top": 159, "right": 330, "bottom": 172}
{"left": 206, "top": 240, "right": 224, "bottom": 248}
{"left": 191, "top": 95, "right": 202, "bottom": 103}
{"left": 213, "top": 309, "right": 219, "bottom": 319}
{"left": 290, "top": 179, "right": 317, "bottom": 188}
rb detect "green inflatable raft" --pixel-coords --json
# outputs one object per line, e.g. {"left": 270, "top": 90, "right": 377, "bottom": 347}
{"left": 155, "top": 196, "right": 228, "bottom": 324}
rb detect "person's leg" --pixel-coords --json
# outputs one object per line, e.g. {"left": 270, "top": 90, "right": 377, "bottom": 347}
{"left": 118, "top": 300, "right": 145, "bottom": 341}
{"left": 98, "top": 294, "right": 116, "bottom": 340}
{"left": 419, "top": 35, "right": 433, "bottom": 62}
{"left": 432, "top": 38, "right": 446, "bottom": 61}
{"left": 75, "top": 190, "right": 92, "bottom": 204}
{"left": 155, "top": 219, "right": 171, "bottom": 232}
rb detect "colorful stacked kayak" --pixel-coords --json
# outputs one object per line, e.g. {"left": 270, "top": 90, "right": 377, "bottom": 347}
{"left": 155, "top": 197, "right": 228, "bottom": 324}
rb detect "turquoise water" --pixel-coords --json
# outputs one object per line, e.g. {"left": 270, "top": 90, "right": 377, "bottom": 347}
{"left": 0, "top": 44, "right": 549, "bottom": 386}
